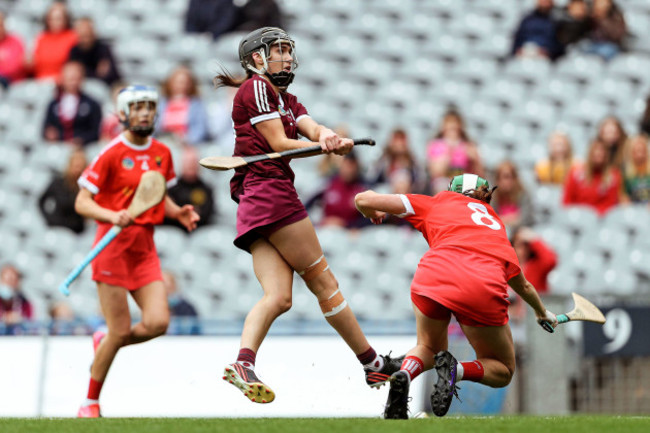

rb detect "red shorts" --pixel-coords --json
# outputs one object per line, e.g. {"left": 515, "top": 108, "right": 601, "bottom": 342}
{"left": 410, "top": 247, "right": 512, "bottom": 327}
{"left": 411, "top": 292, "right": 487, "bottom": 327}
{"left": 91, "top": 223, "right": 162, "bottom": 291}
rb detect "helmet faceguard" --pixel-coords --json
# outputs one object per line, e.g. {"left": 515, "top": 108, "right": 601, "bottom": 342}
{"left": 239, "top": 27, "right": 298, "bottom": 91}
{"left": 116, "top": 85, "right": 158, "bottom": 137}
{"left": 448, "top": 173, "right": 490, "bottom": 195}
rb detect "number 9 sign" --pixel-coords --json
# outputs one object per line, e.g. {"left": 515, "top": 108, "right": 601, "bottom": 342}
{"left": 602, "top": 308, "right": 633, "bottom": 354}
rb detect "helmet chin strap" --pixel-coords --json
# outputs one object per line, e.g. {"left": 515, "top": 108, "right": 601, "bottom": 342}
{"left": 265, "top": 70, "right": 295, "bottom": 90}
{"left": 129, "top": 125, "right": 154, "bottom": 137}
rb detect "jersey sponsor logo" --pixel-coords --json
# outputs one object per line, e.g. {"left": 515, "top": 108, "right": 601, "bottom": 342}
{"left": 155, "top": 155, "right": 162, "bottom": 167}
{"left": 121, "top": 186, "right": 135, "bottom": 197}
{"left": 122, "top": 156, "right": 135, "bottom": 170}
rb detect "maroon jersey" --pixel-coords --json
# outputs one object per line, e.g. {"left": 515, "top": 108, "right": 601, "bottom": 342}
{"left": 229, "top": 75, "right": 309, "bottom": 202}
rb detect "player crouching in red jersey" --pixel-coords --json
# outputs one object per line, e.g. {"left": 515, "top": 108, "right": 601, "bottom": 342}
{"left": 75, "top": 85, "right": 200, "bottom": 417}
{"left": 354, "top": 174, "right": 558, "bottom": 419}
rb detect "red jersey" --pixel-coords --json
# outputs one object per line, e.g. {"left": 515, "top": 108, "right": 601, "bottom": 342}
{"left": 230, "top": 75, "right": 309, "bottom": 201}
{"left": 401, "top": 191, "right": 522, "bottom": 326}
{"left": 562, "top": 164, "right": 622, "bottom": 215}
{"left": 78, "top": 134, "right": 176, "bottom": 225}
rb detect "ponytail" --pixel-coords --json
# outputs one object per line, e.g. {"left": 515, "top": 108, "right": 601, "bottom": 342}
{"left": 466, "top": 185, "right": 497, "bottom": 204}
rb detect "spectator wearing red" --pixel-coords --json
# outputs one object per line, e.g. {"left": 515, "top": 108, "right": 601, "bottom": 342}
{"left": 511, "top": 226, "right": 557, "bottom": 294}
{"left": 155, "top": 65, "right": 210, "bottom": 146}
{"left": 30, "top": 2, "right": 78, "bottom": 81}
{"left": 42, "top": 61, "right": 102, "bottom": 146}
{"left": 563, "top": 138, "right": 627, "bottom": 214}
{"left": 0, "top": 10, "right": 26, "bottom": 88}
{"left": 426, "top": 110, "right": 483, "bottom": 194}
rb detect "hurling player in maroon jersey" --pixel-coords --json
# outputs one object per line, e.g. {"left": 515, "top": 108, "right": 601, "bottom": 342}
{"left": 212, "top": 27, "right": 401, "bottom": 403}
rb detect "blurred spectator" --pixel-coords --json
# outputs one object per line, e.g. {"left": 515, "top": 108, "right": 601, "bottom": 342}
{"left": 165, "top": 146, "right": 216, "bottom": 229}
{"left": 42, "top": 61, "right": 102, "bottom": 146}
{"left": 163, "top": 270, "right": 200, "bottom": 335}
{"left": 563, "top": 138, "right": 626, "bottom": 214}
{"left": 623, "top": 134, "right": 650, "bottom": 204}
{"left": 185, "top": 0, "right": 283, "bottom": 41}
{"left": 68, "top": 17, "right": 121, "bottom": 86}
{"left": 48, "top": 300, "right": 90, "bottom": 335}
{"left": 426, "top": 110, "right": 483, "bottom": 195}
{"left": 38, "top": 148, "right": 87, "bottom": 234}
{"left": 535, "top": 131, "right": 576, "bottom": 184}
{"left": 640, "top": 96, "right": 650, "bottom": 137}
{"left": 511, "top": 226, "right": 557, "bottom": 294}
{"left": 305, "top": 151, "right": 370, "bottom": 229}
{"left": 511, "top": 0, "right": 564, "bottom": 60}
{"left": 100, "top": 81, "right": 126, "bottom": 141}
{"left": 0, "top": 10, "right": 26, "bottom": 88}
{"left": 30, "top": 2, "right": 78, "bottom": 80}
{"left": 556, "top": 0, "right": 591, "bottom": 49}
{"left": 596, "top": 115, "right": 627, "bottom": 168}
{"left": 155, "top": 65, "right": 210, "bottom": 146}
{"left": 207, "top": 84, "right": 237, "bottom": 148}
{"left": 491, "top": 160, "right": 535, "bottom": 230}
{"left": 369, "top": 128, "right": 421, "bottom": 195}
{"left": 0, "top": 264, "right": 33, "bottom": 335}
{"left": 578, "top": 0, "right": 627, "bottom": 61}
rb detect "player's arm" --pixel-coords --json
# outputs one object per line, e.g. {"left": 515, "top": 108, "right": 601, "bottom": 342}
{"left": 297, "top": 116, "right": 353, "bottom": 156}
{"left": 354, "top": 190, "right": 407, "bottom": 224}
{"left": 74, "top": 188, "right": 133, "bottom": 227}
{"left": 164, "top": 195, "right": 200, "bottom": 232}
{"left": 507, "top": 272, "right": 558, "bottom": 332}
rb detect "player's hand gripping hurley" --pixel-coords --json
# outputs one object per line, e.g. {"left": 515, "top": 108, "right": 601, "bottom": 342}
{"left": 58, "top": 171, "right": 167, "bottom": 296}
{"left": 199, "top": 138, "right": 375, "bottom": 171}
{"left": 538, "top": 292, "right": 606, "bottom": 333}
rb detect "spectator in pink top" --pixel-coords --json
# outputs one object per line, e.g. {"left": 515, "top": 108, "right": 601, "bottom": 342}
{"left": 426, "top": 109, "right": 483, "bottom": 194}
{"left": 0, "top": 10, "right": 26, "bottom": 88}
{"left": 30, "top": 2, "right": 78, "bottom": 81}
{"left": 155, "top": 65, "right": 210, "bottom": 146}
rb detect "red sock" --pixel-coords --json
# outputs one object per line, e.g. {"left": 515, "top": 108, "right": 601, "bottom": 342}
{"left": 87, "top": 378, "right": 104, "bottom": 400}
{"left": 400, "top": 356, "right": 424, "bottom": 381}
{"left": 356, "top": 347, "right": 377, "bottom": 366}
{"left": 461, "top": 361, "right": 485, "bottom": 382}
{"left": 236, "top": 348, "right": 256, "bottom": 369}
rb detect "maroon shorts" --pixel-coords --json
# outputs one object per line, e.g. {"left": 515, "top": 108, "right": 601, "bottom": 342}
{"left": 234, "top": 174, "right": 309, "bottom": 252}
{"left": 91, "top": 223, "right": 162, "bottom": 291}
{"left": 411, "top": 292, "right": 494, "bottom": 327}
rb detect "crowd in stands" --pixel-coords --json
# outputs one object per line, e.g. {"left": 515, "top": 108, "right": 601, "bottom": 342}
{"left": 1, "top": 0, "right": 650, "bottom": 333}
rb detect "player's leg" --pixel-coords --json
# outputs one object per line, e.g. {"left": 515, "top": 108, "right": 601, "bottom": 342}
{"left": 429, "top": 323, "right": 516, "bottom": 417}
{"left": 385, "top": 296, "right": 450, "bottom": 419}
{"left": 267, "top": 217, "right": 401, "bottom": 386}
{"left": 129, "top": 280, "right": 170, "bottom": 345}
{"left": 79, "top": 282, "right": 132, "bottom": 417}
{"left": 223, "top": 238, "right": 293, "bottom": 404}
{"left": 459, "top": 323, "right": 516, "bottom": 387}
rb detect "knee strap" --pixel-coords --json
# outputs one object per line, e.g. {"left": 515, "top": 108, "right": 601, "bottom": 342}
{"left": 298, "top": 255, "right": 329, "bottom": 282}
{"left": 319, "top": 289, "right": 348, "bottom": 317}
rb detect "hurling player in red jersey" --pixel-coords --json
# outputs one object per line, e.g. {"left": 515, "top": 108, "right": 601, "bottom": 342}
{"left": 212, "top": 27, "right": 401, "bottom": 403}
{"left": 355, "top": 173, "right": 558, "bottom": 419}
{"left": 74, "top": 85, "right": 200, "bottom": 418}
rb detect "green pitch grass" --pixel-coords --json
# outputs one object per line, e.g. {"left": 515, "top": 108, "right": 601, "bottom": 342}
{"left": 1, "top": 416, "right": 649, "bottom": 433}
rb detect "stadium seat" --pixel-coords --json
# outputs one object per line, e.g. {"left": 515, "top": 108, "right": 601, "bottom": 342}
{"left": 602, "top": 204, "right": 650, "bottom": 237}
{"left": 154, "top": 226, "right": 189, "bottom": 258}
{"left": 547, "top": 265, "right": 581, "bottom": 295}
{"left": 551, "top": 205, "right": 599, "bottom": 237}
{"left": 607, "top": 53, "right": 650, "bottom": 83}
{"left": 555, "top": 54, "right": 605, "bottom": 85}
{"left": 503, "top": 58, "right": 552, "bottom": 85}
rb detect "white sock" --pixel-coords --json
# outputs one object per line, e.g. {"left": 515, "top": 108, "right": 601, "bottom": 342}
{"left": 364, "top": 354, "right": 385, "bottom": 371}
{"left": 83, "top": 398, "right": 99, "bottom": 406}
{"left": 456, "top": 362, "right": 464, "bottom": 381}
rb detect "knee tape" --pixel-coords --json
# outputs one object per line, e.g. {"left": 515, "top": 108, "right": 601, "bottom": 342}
{"left": 298, "top": 255, "right": 329, "bottom": 282}
{"left": 319, "top": 288, "right": 348, "bottom": 317}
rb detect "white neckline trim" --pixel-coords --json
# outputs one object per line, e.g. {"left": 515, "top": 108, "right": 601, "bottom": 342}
{"left": 120, "top": 133, "right": 152, "bottom": 151}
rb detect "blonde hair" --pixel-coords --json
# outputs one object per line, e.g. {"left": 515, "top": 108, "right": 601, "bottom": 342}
{"left": 624, "top": 134, "right": 650, "bottom": 178}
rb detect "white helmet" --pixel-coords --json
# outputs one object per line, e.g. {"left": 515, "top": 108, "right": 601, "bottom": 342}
{"left": 116, "top": 85, "right": 158, "bottom": 136}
